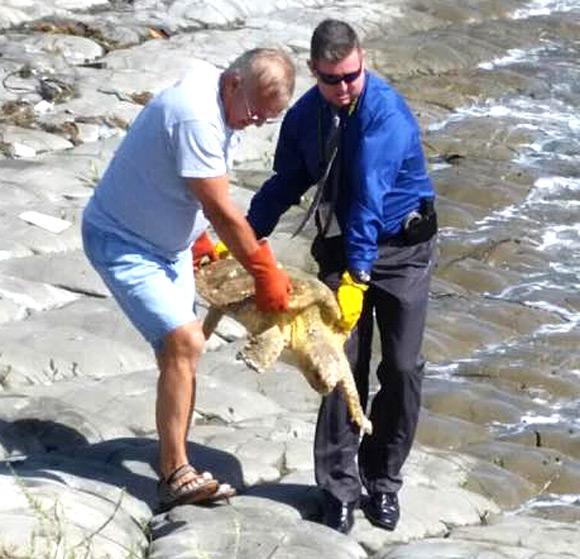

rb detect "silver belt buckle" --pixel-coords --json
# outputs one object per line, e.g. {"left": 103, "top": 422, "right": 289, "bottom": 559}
{"left": 403, "top": 210, "right": 422, "bottom": 231}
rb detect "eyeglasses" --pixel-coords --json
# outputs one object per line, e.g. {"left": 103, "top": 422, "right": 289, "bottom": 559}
{"left": 242, "top": 88, "right": 279, "bottom": 125}
{"left": 242, "top": 88, "right": 261, "bottom": 123}
{"left": 316, "top": 65, "right": 363, "bottom": 86}
{"left": 243, "top": 88, "right": 279, "bottom": 126}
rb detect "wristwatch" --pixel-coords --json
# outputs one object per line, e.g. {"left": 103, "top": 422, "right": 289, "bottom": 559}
{"left": 350, "top": 269, "right": 371, "bottom": 285}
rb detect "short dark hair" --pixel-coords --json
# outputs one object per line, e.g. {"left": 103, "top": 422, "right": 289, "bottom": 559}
{"left": 310, "top": 19, "right": 360, "bottom": 63}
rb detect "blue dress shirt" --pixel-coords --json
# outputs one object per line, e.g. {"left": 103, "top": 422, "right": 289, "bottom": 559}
{"left": 247, "top": 71, "right": 435, "bottom": 274}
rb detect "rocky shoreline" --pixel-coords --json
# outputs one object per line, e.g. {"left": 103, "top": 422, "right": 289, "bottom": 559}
{"left": 1, "top": 1, "right": 579, "bottom": 558}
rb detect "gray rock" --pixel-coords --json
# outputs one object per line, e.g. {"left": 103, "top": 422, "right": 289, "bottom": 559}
{"left": 354, "top": 483, "right": 497, "bottom": 551}
{"left": 397, "top": 67, "right": 551, "bottom": 119}
{"left": 367, "top": 14, "right": 579, "bottom": 81}
{"left": 253, "top": 358, "right": 323, "bottom": 414}
{"left": 423, "top": 294, "right": 563, "bottom": 363}
{"left": 437, "top": 256, "right": 523, "bottom": 294}
{"left": 435, "top": 194, "right": 490, "bottom": 229}
{"left": 0, "top": 295, "right": 27, "bottom": 324}
{"left": 0, "top": 391, "right": 135, "bottom": 450}
{"left": 0, "top": 158, "right": 89, "bottom": 203}
{"left": 0, "top": 413, "right": 45, "bottom": 459}
{"left": 0, "top": 0, "right": 108, "bottom": 29}
{"left": 423, "top": 307, "right": 516, "bottom": 363}
{"left": 149, "top": 496, "right": 367, "bottom": 559}
{"left": 463, "top": 441, "right": 580, "bottom": 495}
{"left": 0, "top": 250, "right": 109, "bottom": 297}
{"left": 0, "top": 462, "right": 149, "bottom": 559}
{"left": 245, "top": 476, "right": 324, "bottom": 521}
{"left": 194, "top": 414, "right": 317, "bottom": 487}
{"left": 421, "top": 377, "right": 542, "bottom": 425}
{"left": 463, "top": 461, "right": 537, "bottom": 510}
{"left": 0, "top": 32, "right": 104, "bottom": 68}
{"left": 453, "top": 358, "right": 580, "bottom": 404}
{"left": 1, "top": 124, "right": 74, "bottom": 156}
{"left": 498, "top": 424, "right": 580, "bottom": 460}
{"left": 430, "top": 158, "right": 533, "bottom": 210}
{"left": 373, "top": 538, "right": 547, "bottom": 559}
{"left": 3, "top": 371, "right": 158, "bottom": 440}
{"left": 451, "top": 514, "right": 580, "bottom": 556}
{"left": 0, "top": 273, "right": 79, "bottom": 318}
{"left": 0, "top": 207, "right": 81, "bottom": 257}
{"left": 27, "top": 297, "right": 152, "bottom": 353}
{"left": 196, "top": 343, "right": 288, "bottom": 423}
{"left": 416, "top": 408, "right": 491, "bottom": 450}
{"left": 196, "top": 423, "right": 284, "bottom": 465}
{"left": 0, "top": 321, "right": 154, "bottom": 387}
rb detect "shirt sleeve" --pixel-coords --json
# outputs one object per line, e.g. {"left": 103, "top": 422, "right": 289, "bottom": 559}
{"left": 346, "top": 109, "right": 412, "bottom": 273}
{"left": 173, "top": 119, "right": 227, "bottom": 178}
{"left": 247, "top": 108, "right": 312, "bottom": 238}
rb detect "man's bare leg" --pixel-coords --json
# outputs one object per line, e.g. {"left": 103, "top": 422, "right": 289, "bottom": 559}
{"left": 156, "top": 321, "right": 205, "bottom": 480}
{"left": 155, "top": 320, "right": 235, "bottom": 505}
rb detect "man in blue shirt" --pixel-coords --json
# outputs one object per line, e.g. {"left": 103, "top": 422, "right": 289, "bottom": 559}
{"left": 247, "top": 20, "right": 437, "bottom": 533}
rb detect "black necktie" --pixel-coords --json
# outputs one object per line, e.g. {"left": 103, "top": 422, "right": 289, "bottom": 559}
{"left": 292, "top": 109, "right": 341, "bottom": 238}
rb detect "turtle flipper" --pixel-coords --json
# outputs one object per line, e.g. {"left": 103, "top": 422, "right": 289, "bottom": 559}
{"left": 202, "top": 307, "right": 224, "bottom": 340}
{"left": 293, "top": 326, "right": 341, "bottom": 395}
{"left": 238, "top": 326, "right": 285, "bottom": 373}
{"left": 293, "top": 319, "right": 372, "bottom": 434}
{"left": 337, "top": 376, "right": 373, "bottom": 435}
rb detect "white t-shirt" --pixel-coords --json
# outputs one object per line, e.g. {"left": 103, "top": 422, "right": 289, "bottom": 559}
{"left": 83, "top": 60, "right": 240, "bottom": 260}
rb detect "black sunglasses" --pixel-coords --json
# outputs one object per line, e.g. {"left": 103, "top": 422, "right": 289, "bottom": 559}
{"left": 316, "top": 65, "right": 363, "bottom": 86}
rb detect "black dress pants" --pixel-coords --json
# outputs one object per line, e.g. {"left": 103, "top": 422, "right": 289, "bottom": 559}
{"left": 312, "top": 234, "right": 436, "bottom": 502}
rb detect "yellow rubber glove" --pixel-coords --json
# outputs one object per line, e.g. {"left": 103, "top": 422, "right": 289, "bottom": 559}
{"left": 215, "top": 240, "right": 231, "bottom": 259}
{"left": 337, "top": 271, "right": 369, "bottom": 332}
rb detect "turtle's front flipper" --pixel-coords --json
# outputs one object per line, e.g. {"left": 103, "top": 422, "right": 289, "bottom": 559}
{"left": 295, "top": 329, "right": 341, "bottom": 395}
{"left": 295, "top": 320, "right": 372, "bottom": 434}
{"left": 337, "top": 375, "right": 373, "bottom": 435}
{"left": 238, "top": 326, "right": 285, "bottom": 373}
{"left": 202, "top": 307, "right": 224, "bottom": 340}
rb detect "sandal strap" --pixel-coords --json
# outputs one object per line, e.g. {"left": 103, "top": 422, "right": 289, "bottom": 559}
{"left": 157, "top": 464, "right": 220, "bottom": 513}
{"left": 165, "top": 463, "right": 196, "bottom": 487}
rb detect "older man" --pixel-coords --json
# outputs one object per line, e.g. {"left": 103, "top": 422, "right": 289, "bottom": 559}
{"left": 82, "top": 49, "right": 295, "bottom": 512}
{"left": 246, "top": 21, "right": 437, "bottom": 533}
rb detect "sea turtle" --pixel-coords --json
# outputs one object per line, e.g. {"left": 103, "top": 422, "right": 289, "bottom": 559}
{"left": 195, "top": 258, "right": 372, "bottom": 435}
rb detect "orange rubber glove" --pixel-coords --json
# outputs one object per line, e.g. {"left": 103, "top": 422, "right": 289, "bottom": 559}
{"left": 192, "top": 230, "right": 218, "bottom": 270}
{"left": 245, "top": 241, "right": 291, "bottom": 312}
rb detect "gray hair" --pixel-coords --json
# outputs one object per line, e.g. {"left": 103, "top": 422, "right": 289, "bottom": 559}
{"left": 226, "top": 48, "right": 295, "bottom": 106}
{"left": 310, "top": 19, "right": 360, "bottom": 63}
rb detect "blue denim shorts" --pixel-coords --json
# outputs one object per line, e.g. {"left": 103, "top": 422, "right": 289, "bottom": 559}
{"left": 82, "top": 221, "right": 196, "bottom": 352}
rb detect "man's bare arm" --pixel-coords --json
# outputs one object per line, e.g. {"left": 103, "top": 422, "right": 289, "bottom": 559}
{"left": 187, "top": 175, "right": 258, "bottom": 267}
{"left": 189, "top": 175, "right": 291, "bottom": 312}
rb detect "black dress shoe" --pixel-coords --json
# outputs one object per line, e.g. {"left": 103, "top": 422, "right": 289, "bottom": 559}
{"left": 362, "top": 492, "right": 400, "bottom": 531}
{"left": 321, "top": 491, "right": 357, "bottom": 534}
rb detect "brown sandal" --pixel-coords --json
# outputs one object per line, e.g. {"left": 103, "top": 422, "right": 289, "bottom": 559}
{"left": 157, "top": 464, "right": 218, "bottom": 513}
{"left": 156, "top": 464, "right": 236, "bottom": 513}
{"left": 201, "top": 479, "right": 237, "bottom": 505}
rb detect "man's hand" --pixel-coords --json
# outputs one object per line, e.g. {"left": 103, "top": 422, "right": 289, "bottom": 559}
{"left": 187, "top": 177, "right": 287, "bottom": 310}
{"left": 246, "top": 241, "right": 291, "bottom": 312}
{"left": 337, "top": 271, "right": 369, "bottom": 331}
{"left": 192, "top": 230, "right": 218, "bottom": 270}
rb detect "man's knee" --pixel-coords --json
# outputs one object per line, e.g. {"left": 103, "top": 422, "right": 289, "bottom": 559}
{"left": 160, "top": 322, "right": 205, "bottom": 363}
{"left": 377, "top": 358, "right": 423, "bottom": 386}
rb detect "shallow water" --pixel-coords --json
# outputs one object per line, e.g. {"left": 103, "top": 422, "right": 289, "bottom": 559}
{"left": 425, "top": 0, "right": 580, "bottom": 515}
{"left": 513, "top": 0, "right": 580, "bottom": 18}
